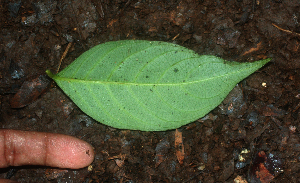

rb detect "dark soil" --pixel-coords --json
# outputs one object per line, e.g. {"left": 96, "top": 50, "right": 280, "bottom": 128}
{"left": 1, "top": 0, "right": 300, "bottom": 182}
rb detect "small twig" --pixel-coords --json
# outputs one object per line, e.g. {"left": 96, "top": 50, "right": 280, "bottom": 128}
{"left": 242, "top": 41, "right": 262, "bottom": 56}
{"left": 56, "top": 42, "right": 72, "bottom": 73}
{"left": 272, "top": 23, "right": 300, "bottom": 37}
{"left": 172, "top": 33, "right": 180, "bottom": 41}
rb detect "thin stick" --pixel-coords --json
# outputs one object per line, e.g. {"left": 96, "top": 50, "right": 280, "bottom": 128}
{"left": 272, "top": 23, "right": 300, "bottom": 37}
{"left": 172, "top": 33, "right": 180, "bottom": 41}
{"left": 56, "top": 42, "right": 72, "bottom": 73}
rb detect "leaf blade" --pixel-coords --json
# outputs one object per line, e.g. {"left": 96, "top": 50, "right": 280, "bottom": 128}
{"left": 47, "top": 40, "right": 270, "bottom": 131}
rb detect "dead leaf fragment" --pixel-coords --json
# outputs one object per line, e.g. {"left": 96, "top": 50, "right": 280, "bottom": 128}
{"left": 108, "top": 154, "right": 126, "bottom": 168}
{"left": 10, "top": 74, "right": 51, "bottom": 108}
{"left": 175, "top": 129, "right": 184, "bottom": 164}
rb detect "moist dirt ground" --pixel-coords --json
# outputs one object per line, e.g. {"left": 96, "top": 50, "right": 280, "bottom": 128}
{"left": 1, "top": 0, "right": 300, "bottom": 182}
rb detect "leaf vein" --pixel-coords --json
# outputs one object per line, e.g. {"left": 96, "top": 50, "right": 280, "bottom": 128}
{"left": 83, "top": 41, "right": 133, "bottom": 79}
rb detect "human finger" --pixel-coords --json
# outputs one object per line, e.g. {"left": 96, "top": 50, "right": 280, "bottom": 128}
{"left": 0, "top": 129, "right": 94, "bottom": 169}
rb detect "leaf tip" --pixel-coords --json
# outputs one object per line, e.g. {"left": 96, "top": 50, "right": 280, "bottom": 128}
{"left": 253, "top": 58, "right": 271, "bottom": 69}
{"left": 262, "top": 58, "right": 272, "bottom": 64}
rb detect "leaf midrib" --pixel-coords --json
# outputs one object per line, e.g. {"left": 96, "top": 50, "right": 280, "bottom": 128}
{"left": 53, "top": 62, "right": 259, "bottom": 86}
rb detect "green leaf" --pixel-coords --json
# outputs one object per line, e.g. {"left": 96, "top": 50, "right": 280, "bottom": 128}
{"left": 46, "top": 40, "right": 270, "bottom": 131}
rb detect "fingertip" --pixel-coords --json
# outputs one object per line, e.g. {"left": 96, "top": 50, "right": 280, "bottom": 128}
{"left": 68, "top": 139, "right": 95, "bottom": 169}
{"left": 46, "top": 134, "right": 95, "bottom": 169}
